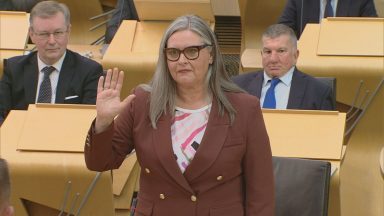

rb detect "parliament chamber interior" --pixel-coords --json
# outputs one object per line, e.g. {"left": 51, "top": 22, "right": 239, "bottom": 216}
{"left": 0, "top": 0, "right": 383, "bottom": 215}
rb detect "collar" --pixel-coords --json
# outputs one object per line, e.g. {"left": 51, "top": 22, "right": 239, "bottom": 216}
{"left": 37, "top": 51, "right": 67, "bottom": 72}
{"left": 263, "top": 66, "right": 295, "bottom": 87}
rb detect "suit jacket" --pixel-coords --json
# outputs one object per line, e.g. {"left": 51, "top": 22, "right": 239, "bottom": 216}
{"left": 0, "top": 49, "right": 103, "bottom": 123}
{"left": 105, "top": 0, "right": 138, "bottom": 43}
{"left": 278, "top": 0, "right": 378, "bottom": 38}
{"left": 0, "top": 0, "right": 14, "bottom": 10}
{"left": 232, "top": 68, "right": 334, "bottom": 110}
{"left": 85, "top": 88, "right": 275, "bottom": 216}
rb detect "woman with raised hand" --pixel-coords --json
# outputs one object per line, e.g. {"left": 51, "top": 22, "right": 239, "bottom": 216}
{"left": 85, "top": 15, "right": 274, "bottom": 216}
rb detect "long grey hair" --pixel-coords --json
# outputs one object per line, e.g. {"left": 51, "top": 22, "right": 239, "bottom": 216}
{"left": 141, "top": 15, "right": 244, "bottom": 128}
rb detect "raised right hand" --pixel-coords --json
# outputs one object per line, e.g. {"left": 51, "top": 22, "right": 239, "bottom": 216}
{"left": 95, "top": 68, "right": 135, "bottom": 133}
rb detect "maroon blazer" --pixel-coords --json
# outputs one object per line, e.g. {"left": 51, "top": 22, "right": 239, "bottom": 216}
{"left": 85, "top": 88, "right": 274, "bottom": 216}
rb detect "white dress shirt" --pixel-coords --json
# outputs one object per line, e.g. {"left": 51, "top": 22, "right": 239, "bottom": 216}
{"left": 320, "top": 0, "right": 338, "bottom": 20}
{"left": 260, "top": 66, "right": 295, "bottom": 109}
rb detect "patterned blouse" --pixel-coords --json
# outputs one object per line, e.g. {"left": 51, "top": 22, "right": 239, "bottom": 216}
{"left": 171, "top": 104, "right": 212, "bottom": 173}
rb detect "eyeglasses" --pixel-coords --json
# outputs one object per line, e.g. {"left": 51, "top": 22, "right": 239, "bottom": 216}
{"left": 33, "top": 30, "right": 68, "bottom": 40}
{"left": 164, "top": 44, "right": 212, "bottom": 61}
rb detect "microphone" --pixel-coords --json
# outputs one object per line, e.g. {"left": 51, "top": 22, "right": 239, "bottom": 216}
{"left": 345, "top": 78, "right": 384, "bottom": 137}
{"left": 346, "top": 80, "right": 363, "bottom": 116}
{"left": 346, "top": 90, "right": 369, "bottom": 122}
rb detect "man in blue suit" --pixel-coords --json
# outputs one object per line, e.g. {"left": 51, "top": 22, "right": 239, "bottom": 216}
{"left": 232, "top": 24, "right": 334, "bottom": 110}
{"left": 278, "top": 0, "right": 378, "bottom": 38}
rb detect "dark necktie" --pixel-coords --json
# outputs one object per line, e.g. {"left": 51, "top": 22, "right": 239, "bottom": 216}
{"left": 37, "top": 66, "right": 55, "bottom": 103}
{"left": 324, "top": 0, "right": 334, "bottom": 18}
{"left": 263, "top": 78, "right": 281, "bottom": 109}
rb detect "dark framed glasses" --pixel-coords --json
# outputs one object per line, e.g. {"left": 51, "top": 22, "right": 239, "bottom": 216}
{"left": 164, "top": 44, "right": 212, "bottom": 61}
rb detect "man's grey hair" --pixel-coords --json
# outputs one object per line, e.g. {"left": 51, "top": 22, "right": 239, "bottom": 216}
{"left": 29, "top": 0, "right": 70, "bottom": 27}
{"left": 262, "top": 24, "right": 297, "bottom": 48}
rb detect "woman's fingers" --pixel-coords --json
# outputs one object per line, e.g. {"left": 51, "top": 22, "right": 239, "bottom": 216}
{"left": 110, "top": 68, "right": 120, "bottom": 90}
{"left": 102, "top": 68, "right": 122, "bottom": 91}
{"left": 115, "top": 70, "right": 124, "bottom": 92}
{"left": 103, "top": 69, "right": 112, "bottom": 90}
{"left": 97, "top": 75, "right": 105, "bottom": 94}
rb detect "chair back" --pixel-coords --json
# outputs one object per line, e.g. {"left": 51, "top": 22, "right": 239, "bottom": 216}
{"left": 273, "top": 156, "right": 331, "bottom": 216}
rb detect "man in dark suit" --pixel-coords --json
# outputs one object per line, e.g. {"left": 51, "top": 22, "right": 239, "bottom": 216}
{"left": 0, "top": 1, "right": 103, "bottom": 124}
{"left": 278, "top": 0, "right": 378, "bottom": 38}
{"left": 105, "top": 0, "right": 138, "bottom": 44}
{"left": 233, "top": 24, "right": 334, "bottom": 110}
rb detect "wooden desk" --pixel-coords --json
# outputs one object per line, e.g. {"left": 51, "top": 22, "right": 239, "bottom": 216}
{"left": 297, "top": 19, "right": 384, "bottom": 216}
{"left": 0, "top": 105, "right": 139, "bottom": 215}
{"left": 0, "top": 109, "right": 115, "bottom": 216}
{"left": 0, "top": 11, "right": 29, "bottom": 49}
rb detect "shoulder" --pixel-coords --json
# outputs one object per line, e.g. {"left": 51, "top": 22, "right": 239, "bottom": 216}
{"left": 66, "top": 49, "right": 102, "bottom": 68}
{"left": 133, "top": 86, "right": 150, "bottom": 97}
{"left": 131, "top": 86, "right": 150, "bottom": 104}
{"left": 232, "top": 71, "right": 263, "bottom": 80}
{"left": 225, "top": 91, "right": 261, "bottom": 110}
{"left": 294, "top": 69, "right": 331, "bottom": 91}
{"left": 6, "top": 51, "right": 36, "bottom": 66}
{"left": 232, "top": 71, "right": 262, "bottom": 84}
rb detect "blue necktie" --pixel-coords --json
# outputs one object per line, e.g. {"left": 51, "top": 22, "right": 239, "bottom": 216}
{"left": 37, "top": 66, "right": 55, "bottom": 103}
{"left": 263, "top": 78, "right": 280, "bottom": 109}
{"left": 324, "top": 0, "right": 334, "bottom": 18}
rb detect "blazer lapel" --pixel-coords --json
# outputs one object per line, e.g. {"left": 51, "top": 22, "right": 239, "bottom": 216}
{"left": 153, "top": 113, "right": 194, "bottom": 194}
{"left": 287, "top": 69, "right": 307, "bottom": 109}
{"left": 183, "top": 99, "right": 230, "bottom": 183}
{"left": 55, "top": 51, "right": 75, "bottom": 103}
{"left": 23, "top": 55, "right": 39, "bottom": 104}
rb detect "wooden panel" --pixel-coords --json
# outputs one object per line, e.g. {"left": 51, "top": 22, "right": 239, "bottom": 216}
{"left": 58, "top": 0, "right": 106, "bottom": 44}
{"left": 0, "top": 11, "right": 29, "bottom": 49}
{"left": 17, "top": 104, "right": 96, "bottom": 152}
{"left": 211, "top": 0, "right": 239, "bottom": 16}
{"left": 317, "top": 18, "right": 384, "bottom": 56}
{"left": 0, "top": 111, "right": 115, "bottom": 216}
{"left": 298, "top": 22, "right": 384, "bottom": 216}
{"left": 134, "top": 0, "right": 214, "bottom": 21}
{"left": 238, "top": 0, "right": 286, "bottom": 71}
{"left": 263, "top": 109, "right": 346, "bottom": 160}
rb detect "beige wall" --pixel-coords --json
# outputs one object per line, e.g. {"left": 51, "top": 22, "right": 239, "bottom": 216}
{"left": 374, "top": 0, "right": 384, "bottom": 17}
{"left": 211, "top": 0, "right": 240, "bottom": 16}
